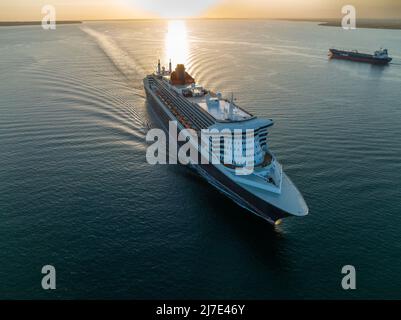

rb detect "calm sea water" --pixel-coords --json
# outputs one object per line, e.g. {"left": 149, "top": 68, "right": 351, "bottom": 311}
{"left": 1, "top": 20, "right": 401, "bottom": 299}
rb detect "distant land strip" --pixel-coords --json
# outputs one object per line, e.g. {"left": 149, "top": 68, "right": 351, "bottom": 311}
{"left": 0, "top": 21, "right": 82, "bottom": 27}
{"left": 278, "top": 18, "right": 401, "bottom": 30}
{"left": 319, "top": 20, "right": 401, "bottom": 30}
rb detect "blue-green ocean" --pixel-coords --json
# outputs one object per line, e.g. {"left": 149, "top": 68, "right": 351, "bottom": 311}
{"left": 1, "top": 20, "right": 401, "bottom": 299}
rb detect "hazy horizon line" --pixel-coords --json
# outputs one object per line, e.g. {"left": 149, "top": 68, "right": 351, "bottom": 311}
{"left": 1, "top": 17, "right": 400, "bottom": 23}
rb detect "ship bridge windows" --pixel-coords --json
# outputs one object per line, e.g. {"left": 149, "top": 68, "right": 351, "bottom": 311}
{"left": 206, "top": 130, "right": 267, "bottom": 167}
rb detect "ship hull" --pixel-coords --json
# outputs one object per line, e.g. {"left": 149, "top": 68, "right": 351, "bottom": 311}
{"left": 196, "top": 163, "right": 290, "bottom": 223}
{"left": 144, "top": 80, "right": 291, "bottom": 224}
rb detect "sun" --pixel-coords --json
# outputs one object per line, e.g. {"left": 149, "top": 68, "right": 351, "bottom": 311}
{"left": 127, "top": 0, "right": 218, "bottom": 18}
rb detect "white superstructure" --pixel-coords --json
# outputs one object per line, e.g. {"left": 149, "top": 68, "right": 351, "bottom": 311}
{"left": 144, "top": 62, "right": 309, "bottom": 224}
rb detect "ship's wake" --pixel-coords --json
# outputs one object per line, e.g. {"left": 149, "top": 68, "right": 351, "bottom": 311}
{"left": 80, "top": 25, "right": 154, "bottom": 136}
{"left": 81, "top": 26, "right": 146, "bottom": 92}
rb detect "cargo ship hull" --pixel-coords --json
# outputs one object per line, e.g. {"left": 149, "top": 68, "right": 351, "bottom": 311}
{"left": 329, "top": 49, "right": 392, "bottom": 65}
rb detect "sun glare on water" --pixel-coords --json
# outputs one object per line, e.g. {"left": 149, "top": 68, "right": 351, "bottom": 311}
{"left": 165, "top": 20, "right": 189, "bottom": 66}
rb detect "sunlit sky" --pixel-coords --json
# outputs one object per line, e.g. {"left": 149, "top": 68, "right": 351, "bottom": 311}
{"left": 1, "top": 0, "right": 401, "bottom": 21}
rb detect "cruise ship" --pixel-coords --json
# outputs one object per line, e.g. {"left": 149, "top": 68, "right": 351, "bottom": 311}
{"left": 144, "top": 61, "right": 308, "bottom": 224}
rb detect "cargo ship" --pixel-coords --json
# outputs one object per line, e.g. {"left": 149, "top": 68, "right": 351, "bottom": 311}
{"left": 329, "top": 48, "right": 392, "bottom": 65}
{"left": 143, "top": 61, "right": 308, "bottom": 224}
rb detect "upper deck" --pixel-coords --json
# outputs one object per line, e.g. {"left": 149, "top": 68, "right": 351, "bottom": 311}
{"left": 159, "top": 63, "right": 254, "bottom": 123}
{"left": 186, "top": 89, "right": 253, "bottom": 122}
{"left": 149, "top": 62, "right": 258, "bottom": 129}
{"left": 167, "top": 80, "right": 254, "bottom": 123}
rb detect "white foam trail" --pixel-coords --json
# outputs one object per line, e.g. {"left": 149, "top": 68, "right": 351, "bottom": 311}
{"left": 80, "top": 26, "right": 145, "bottom": 81}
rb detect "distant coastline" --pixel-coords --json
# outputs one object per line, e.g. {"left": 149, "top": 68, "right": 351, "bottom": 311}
{"left": 279, "top": 18, "right": 401, "bottom": 30}
{"left": 0, "top": 21, "right": 82, "bottom": 27}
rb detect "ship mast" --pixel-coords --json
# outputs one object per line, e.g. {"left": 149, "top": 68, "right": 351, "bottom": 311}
{"left": 228, "top": 92, "right": 235, "bottom": 119}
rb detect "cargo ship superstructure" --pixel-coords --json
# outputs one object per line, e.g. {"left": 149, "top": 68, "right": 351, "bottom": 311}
{"left": 329, "top": 48, "right": 392, "bottom": 65}
{"left": 144, "top": 61, "right": 308, "bottom": 224}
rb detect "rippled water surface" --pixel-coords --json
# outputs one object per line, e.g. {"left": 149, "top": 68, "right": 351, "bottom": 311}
{"left": 1, "top": 20, "right": 401, "bottom": 299}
